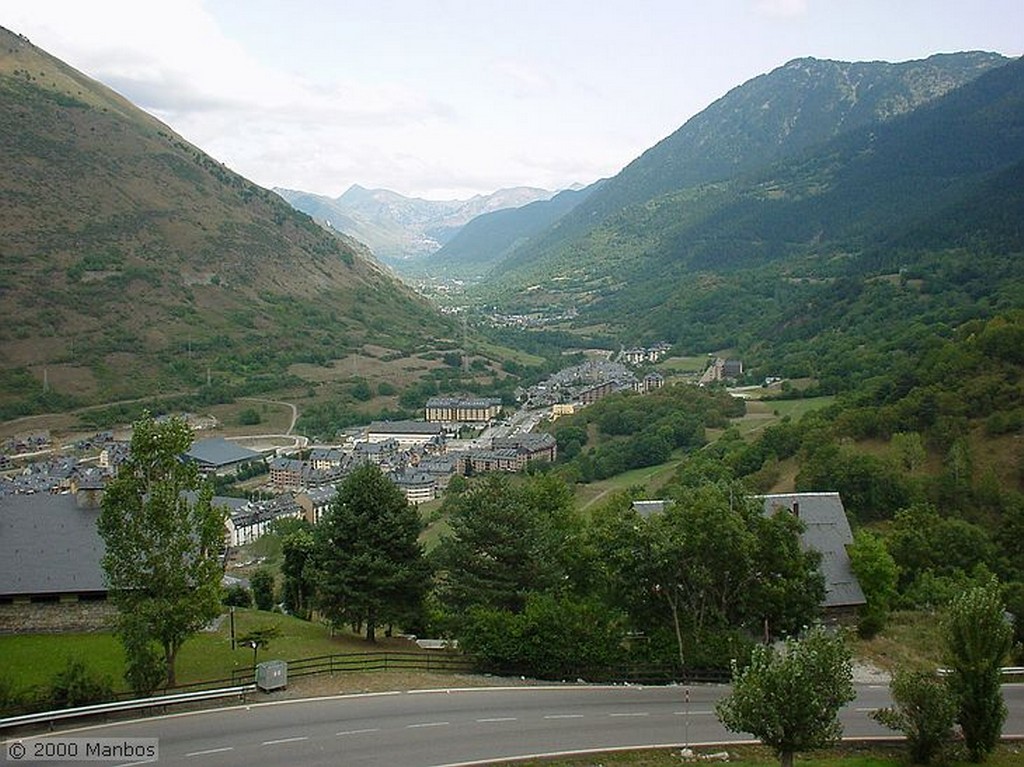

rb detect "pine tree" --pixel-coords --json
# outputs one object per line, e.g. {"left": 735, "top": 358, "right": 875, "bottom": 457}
{"left": 313, "top": 464, "right": 429, "bottom": 641}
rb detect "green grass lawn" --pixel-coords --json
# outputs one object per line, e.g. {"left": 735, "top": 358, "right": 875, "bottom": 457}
{"left": 0, "top": 609, "right": 424, "bottom": 695}
{"left": 765, "top": 396, "right": 836, "bottom": 419}
{"left": 574, "top": 448, "right": 687, "bottom": 511}
{"left": 656, "top": 356, "right": 709, "bottom": 374}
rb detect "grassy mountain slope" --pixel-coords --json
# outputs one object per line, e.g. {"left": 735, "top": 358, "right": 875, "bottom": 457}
{"left": 487, "top": 52, "right": 1009, "bottom": 285}
{"left": 0, "top": 27, "right": 456, "bottom": 416}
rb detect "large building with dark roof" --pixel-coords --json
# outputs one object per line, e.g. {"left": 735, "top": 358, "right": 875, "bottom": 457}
{"left": 425, "top": 396, "right": 502, "bottom": 423}
{"left": 0, "top": 492, "right": 106, "bottom": 602}
{"left": 185, "top": 437, "right": 264, "bottom": 475}
{"left": 366, "top": 421, "right": 444, "bottom": 448}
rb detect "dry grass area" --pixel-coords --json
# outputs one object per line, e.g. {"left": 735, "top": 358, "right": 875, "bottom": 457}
{"left": 852, "top": 610, "right": 946, "bottom": 673}
{"left": 289, "top": 346, "right": 443, "bottom": 386}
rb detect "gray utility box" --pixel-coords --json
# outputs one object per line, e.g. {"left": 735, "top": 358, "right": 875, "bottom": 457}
{"left": 255, "top": 660, "right": 287, "bottom": 692}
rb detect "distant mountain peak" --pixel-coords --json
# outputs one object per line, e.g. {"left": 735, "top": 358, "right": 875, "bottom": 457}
{"left": 281, "top": 184, "right": 560, "bottom": 263}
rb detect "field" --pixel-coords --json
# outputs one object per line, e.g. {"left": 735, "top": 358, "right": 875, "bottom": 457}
{"left": 574, "top": 449, "right": 688, "bottom": 511}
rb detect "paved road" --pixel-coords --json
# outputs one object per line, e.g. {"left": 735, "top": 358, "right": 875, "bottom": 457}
{"left": 13, "top": 684, "right": 1024, "bottom": 767}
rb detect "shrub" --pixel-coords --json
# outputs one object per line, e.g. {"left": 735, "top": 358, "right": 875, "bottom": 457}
{"left": 237, "top": 408, "right": 261, "bottom": 426}
{"left": 871, "top": 668, "right": 956, "bottom": 764}
{"left": 461, "top": 595, "right": 627, "bottom": 680}
{"left": 121, "top": 626, "right": 166, "bottom": 697}
{"left": 251, "top": 567, "right": 276, "bottom": 611}
{"left": 223, "top": 584, "right": 252, "bottom": 607}
{"left": 48, "top": 658, "right": 113, "bottom": 709}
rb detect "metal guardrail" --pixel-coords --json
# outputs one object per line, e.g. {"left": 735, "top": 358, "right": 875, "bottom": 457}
{"left": 230, "top": 650, "right": 474, "bottom": 686}
{"left": 0, "top": 685, "right": 255, "bottom": 733}
{"left": 0, "top": 650, "right": 733, "bottom": 732}
{"left": 936, "top": 666, "right": 1024, "bottom": 677}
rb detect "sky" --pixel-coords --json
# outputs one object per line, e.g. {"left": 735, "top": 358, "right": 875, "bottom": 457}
{"left": 4, "top": 1, "right": 1023, "bottom": 200}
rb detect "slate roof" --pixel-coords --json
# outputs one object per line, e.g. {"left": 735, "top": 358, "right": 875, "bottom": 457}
{"left": 185, "top": 438, "right": 262, "bottom": 468}
{"left": 0, "top": 493, "right": 107, "bottom": 597}
{"left": 760, "top": 492, "right": 866, "bottom": 609}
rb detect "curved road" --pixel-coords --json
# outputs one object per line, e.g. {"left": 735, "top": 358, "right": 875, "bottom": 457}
{"left": 230, "top": 398, "right": 309, "bottom": 451}
{"left": 12, "top": 684, "right": 1024, "bottom": 767}
{"left": 238, "top": 398, "right": 299, "bottom": 435}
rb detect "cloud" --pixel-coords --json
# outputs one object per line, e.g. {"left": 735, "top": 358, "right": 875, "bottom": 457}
{"left": 490, "top": 59, "right": 558, "bottom": 100}
{"left": 753, "top": 0, "right": 809, "bottom": 18}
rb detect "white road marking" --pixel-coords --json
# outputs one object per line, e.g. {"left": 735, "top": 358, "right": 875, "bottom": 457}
{"left": 476, "top": 717, "right": 518, "bottom": 723}
{"left": 336, "top": 728, "right": 381, "bottom": 736}
{"left": 186, "top": 747, "right": 234, "bottom": 757}
{"left": 407, "top": 721, "right": 451, "bottom": 729}
{"left": 544, "top": 714, "right": 584, "bottom": 720}
{"left": 672, "top": 710, "right": 715, "bottom": 716}
{"left": 261, "top": 736, "right": 309, "bottom": 746}
{"left": 609, "top": 712, "right": 649, "bottom": 717}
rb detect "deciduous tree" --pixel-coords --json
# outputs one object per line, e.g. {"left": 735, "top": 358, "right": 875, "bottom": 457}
{"left": 280, "top": 522, "right": 316, "bottom": 619}
{"left": 98, "top": 414, "right": 226, "bottom": 688}
{"left": 848, "top": 528, "right": 899, "bottom": 637}
{"left": 944, "top": 582, "right": 1013, "bottom": 762}
{"left": 250, "top": 567, "right": 276, "bottom": 611}
{"left": 871, "top": 668, "right": 956, "bottom": 765}
{"left": 716, "top": 626, "right": 855, "bottom": 767}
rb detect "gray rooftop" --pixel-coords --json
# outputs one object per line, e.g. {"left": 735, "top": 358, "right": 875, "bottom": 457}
{"left": 0, "top": 493, "right": 107, "bottom": 597}
{"left": 493, "top": 433, "right": 556, "bottom": 451}
{"left": 760, "top": 492, "right": 866, "bottom": 609}
{"left": 368, "top": 421, "right": 443, "bottom": 435}
{"left": 186, "top": 438, "right": 262, "bottom": 468}
{"left": 299, "top": 486, "right": 337, "bottom": 504}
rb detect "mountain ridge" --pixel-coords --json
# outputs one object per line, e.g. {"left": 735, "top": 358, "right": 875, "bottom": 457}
{"left": 511, "top": 54, "right": 1024, "bottom": 381}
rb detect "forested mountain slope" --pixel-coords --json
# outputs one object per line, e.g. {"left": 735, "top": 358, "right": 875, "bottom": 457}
{"left": 487, "top": 52, "right": 1008, "bottom": 282}
{"left": 471, "top": 55, "right": 1024, "bottom": 399}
